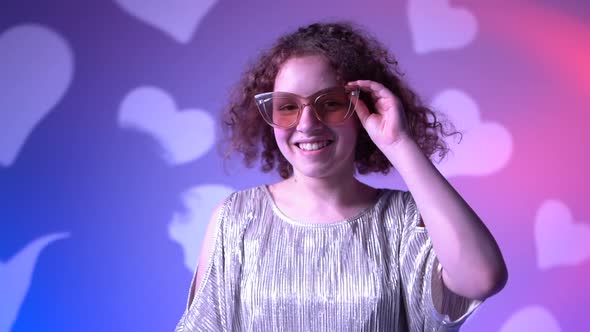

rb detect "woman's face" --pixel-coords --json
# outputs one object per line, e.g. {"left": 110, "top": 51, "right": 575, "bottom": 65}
{"left": 272, "top": 55, "right": 359, "bottom": 180}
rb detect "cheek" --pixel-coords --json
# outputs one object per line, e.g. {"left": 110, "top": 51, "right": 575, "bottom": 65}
{"left": 273, "top": 128, "right": 286, "bottom": 141}
{"left": 273, "top": 129, "right": 292, "bottom": 151}
{"left": 340, "top": 118, "right": 361, "bottom": 146}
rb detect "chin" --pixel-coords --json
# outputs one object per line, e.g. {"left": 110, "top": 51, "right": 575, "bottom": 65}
{"left": 293, "top": 164, "right": 350, "bottom": 180}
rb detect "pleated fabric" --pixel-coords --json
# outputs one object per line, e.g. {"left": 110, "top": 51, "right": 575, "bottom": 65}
{"left": 175, "top": 186, "right": 482, "bottom": 331}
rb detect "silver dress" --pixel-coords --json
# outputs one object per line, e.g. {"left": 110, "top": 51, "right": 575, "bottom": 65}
{"left": 175, "top": 186, "right": 482, "bottom": 331}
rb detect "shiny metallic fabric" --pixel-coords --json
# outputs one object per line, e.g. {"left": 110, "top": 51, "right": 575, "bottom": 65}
{"left": 175, "top": 186, "right": 482, "bottom": 331}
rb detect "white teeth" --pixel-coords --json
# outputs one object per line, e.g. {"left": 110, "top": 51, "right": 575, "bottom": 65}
{"left": 298, "top": 141, "right": 330, "bottom": 151}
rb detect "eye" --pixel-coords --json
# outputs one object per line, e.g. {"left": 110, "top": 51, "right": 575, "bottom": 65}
{"left": 277, "top": 104, "right": 299, "bottom": 112}
{"left": 321, "top": 100, "right": 346, "bottom": 111}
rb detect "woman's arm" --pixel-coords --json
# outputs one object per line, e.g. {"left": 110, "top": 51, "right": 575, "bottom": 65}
{"left": 348, "top": 79, "right": 508, "bottom": 301}
{"left": 384, "top": 135, "right": 507, "bottom": 300}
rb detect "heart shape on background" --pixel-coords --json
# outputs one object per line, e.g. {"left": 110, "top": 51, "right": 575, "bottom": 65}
{"left": 0, "top": 232, "right": 70, "bottom": 331}
{"left": 535, "top": 199, "right": 590, "bottom": 269}
{"left": 407, "top": 0, "right": 478, "bottom": 53}
{"left": 114, "top": 0, "right": 218, "bottom": 44}
{"left": 499, "top": 305, "right": 561, "bottom": 332}
{"left": 0, "top": 24, "right": 74, "bottom": 167}
{"left": 118, "top": 86, "right": 215, "bottom": 165}
{"left": 168, "top": 184, "right": 235, "bottom": 271}
{"left": 430, "top": 89, "right": 512, "bottom": 177}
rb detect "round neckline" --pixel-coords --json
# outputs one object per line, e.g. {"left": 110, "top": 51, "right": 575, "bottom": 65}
{"left": 261, "top": 184, "right": 388, "bottom": 228}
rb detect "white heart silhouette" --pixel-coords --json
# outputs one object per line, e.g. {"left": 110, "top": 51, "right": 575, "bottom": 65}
{"left": 0, "top": 24, "right": 74, "bottom": 167}
{"left": 535, "top": 200, "right": 590, "bottom": 269}
{"left": 499, "top": 305, "right": 561, "bottom": 332}
{"left": 168, "top": 184, "right": 234, "bottom": 271}
{"left": 118, "top": 86, "right": 215, "bottom": 165}
{"left": 0, "top": 232, "right": 70, "bottom": 331}
{"left": 407, "top": 0, "right": 478, "bottom": 53}
{"left": 114, "top": 0, "right": 217, "bottom": 44}
{"left": 431, "top": 89, "right": 512, "bottom": 177}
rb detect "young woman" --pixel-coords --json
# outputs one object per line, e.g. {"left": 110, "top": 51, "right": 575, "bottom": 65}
{"left": 175, "top": 22, "right": 508, "bottom": 331}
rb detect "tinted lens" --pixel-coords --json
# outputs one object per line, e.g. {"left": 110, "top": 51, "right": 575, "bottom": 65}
{"left": 261, "top": 95, "right": 300, "bottom": 128}
{"left": 256, "top": 88, "right": 358, "bottom": 128}
{"left": 314, "top": 90, "right": 353, "bottom": 124}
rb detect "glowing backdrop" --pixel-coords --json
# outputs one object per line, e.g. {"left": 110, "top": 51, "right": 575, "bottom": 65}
{"left": 1, "top": 0, "right": 589, "bottom": 331}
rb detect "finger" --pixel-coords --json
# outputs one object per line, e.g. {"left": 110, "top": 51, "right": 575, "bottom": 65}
{"left": 347, "top": 80, "right": 395, "bottom": 102}
{"left": 349, "top": 80, "right": 393, "bottom": 101}
{"left": 354, "top": 98, "right": 371, "bottom": 127}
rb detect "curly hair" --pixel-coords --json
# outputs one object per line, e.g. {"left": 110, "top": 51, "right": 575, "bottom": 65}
{"left": 222, "top": 21, "right": 461, "bottom": 179}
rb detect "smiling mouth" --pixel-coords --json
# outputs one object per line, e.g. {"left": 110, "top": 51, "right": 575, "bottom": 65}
{"left": 296, "top": 140, "right": 333, "bottom": 151}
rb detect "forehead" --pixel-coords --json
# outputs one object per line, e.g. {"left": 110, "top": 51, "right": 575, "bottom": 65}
{"left": 273, "top": 55, "right": 339, "bottom": 95}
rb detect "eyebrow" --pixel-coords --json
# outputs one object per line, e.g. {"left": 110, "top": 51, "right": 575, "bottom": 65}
{"left": 272, "top": 86, "right": 343, "bottom": 98}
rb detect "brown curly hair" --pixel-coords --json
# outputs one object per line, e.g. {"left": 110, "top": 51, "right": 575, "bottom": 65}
{"left": 222, "top": 21, "right": 461, "bottom": 179}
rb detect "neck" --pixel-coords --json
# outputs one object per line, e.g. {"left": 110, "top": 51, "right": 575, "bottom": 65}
{"left": 268, "top": 171, "right": 377, "bottom": 224}
{"left": 268, "top": 168, "right": 379, "bottom": 223}
{"left": 287, "top": 170, "right": 366, "bottom": 207}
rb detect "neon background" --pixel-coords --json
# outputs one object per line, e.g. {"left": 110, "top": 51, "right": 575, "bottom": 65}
{"left": 1, "top": 0, "right": 588, "bottom": 331}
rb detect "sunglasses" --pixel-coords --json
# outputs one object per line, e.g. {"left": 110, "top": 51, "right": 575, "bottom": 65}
{"left": 254, "top": 86, "right": 360, "bottom": 129}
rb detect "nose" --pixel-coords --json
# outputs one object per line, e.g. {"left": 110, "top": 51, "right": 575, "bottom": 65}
{"left": 296, "top": 104, "right": 323, "bottom": 132}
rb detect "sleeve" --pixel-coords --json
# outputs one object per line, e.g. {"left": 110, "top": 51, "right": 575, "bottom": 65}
{"left": 398, "top": 191, "right": 483, "bottom": 332}
{"left": 175, "top": 196, "right": 234, "bottom": 332}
